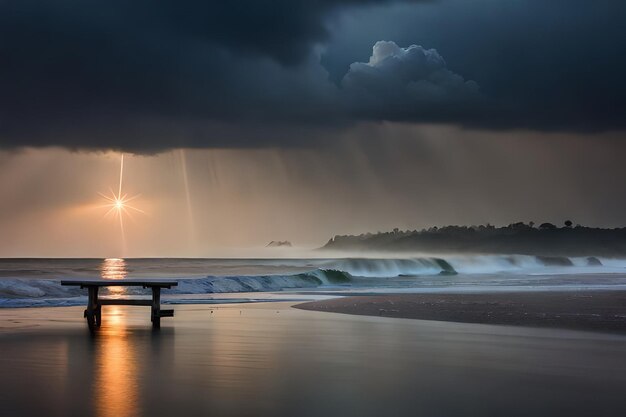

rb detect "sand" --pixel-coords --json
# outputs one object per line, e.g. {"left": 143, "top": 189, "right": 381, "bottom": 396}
{"left": 295, "top": 291, "right": 626, "bottom": 333}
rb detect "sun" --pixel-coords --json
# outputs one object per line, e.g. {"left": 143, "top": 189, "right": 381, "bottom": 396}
{"left": 97, "top": 154, "right": 145, "bottom": 256}
{"left": 99, "top": 190, "right": 144, "bottom": 219}
{"left": 98, "top": 154, "right": 145, "bottom": 221}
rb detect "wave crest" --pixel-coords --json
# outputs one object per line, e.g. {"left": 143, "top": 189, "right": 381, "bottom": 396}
{"left": 1, "top": 255, "right": 622, "bottom": 308}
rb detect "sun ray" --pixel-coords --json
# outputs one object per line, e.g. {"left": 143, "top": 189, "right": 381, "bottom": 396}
{"left": 97, "top": 154, "right": 145, "bottom": 256}
{"left": 118, "top": 154, "right": 124, "bottom": 197}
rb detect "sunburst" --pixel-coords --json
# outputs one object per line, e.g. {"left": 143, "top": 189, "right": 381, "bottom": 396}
{"left": 98, "top": 154, "right": 144, "bottom": 222}
{"left": 98, "top": 189, "right": 145, "bottom": 219}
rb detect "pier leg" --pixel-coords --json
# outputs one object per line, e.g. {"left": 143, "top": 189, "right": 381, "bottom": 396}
{"left": 85, "top": 286, "right": 99, "bottom": 332}
{"left": 151, "top": 287, "right": 161, "bottom": 329}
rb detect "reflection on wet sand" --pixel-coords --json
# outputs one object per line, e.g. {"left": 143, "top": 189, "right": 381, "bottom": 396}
{"left": 2, "top": 304, "right": 626, "bottom": 417}
{"left": 94, "top": 306, "right": 139, "bottom": 417}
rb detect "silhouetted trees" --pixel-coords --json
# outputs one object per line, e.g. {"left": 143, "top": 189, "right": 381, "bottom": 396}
{"left": 322, "top": 221, "right": 626, "bottom": 256}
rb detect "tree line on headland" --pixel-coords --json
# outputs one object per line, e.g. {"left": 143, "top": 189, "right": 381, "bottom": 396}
{"left": 321, "top": 221, "right": 626, "bottom": 256}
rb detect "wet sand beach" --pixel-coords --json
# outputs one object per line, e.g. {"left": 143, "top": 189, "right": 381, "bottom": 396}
{"left": 1, "top": 302, "right": 626, "bottom": 417}
{"left": 296, "top": 291, "right": 626, "bottom": 333}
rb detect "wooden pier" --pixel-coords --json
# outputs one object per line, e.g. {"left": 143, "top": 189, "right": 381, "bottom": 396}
{"left": 61, "top": 280, "right": 178, "bottom": 331}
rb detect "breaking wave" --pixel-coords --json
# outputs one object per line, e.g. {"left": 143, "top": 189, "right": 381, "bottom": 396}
{"left": 327, "top": 258, "right": 456, "bottom": 277}
{"left": 1, "top": 255, "right": 625, "bottom": 308}
{"left": 0, "top": 269, "right": 354, "bottom": 306}
{"left": 172, "top": 269, "right": 353, "bottom": 295}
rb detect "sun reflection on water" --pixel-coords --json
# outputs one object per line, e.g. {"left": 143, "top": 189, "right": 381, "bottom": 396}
{"left": 100, "top": 258, "right": 127, "bottom": 295}
{"left": 95, "top": 259, "right": 138, "bottom": 415}
{"left": 101, "top": 258, "right": 127, "bottom": 279}
{"left": 95, "top": 307, "right": 139, "bottom": 417}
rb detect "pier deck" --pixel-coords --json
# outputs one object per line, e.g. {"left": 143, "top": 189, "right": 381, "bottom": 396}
{"left": 61, "top": 280, "right": 178, "bottom": 331}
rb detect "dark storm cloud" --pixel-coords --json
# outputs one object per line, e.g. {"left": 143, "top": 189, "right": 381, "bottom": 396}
{"left": 342, "top": 41, "right": 483, "bottom": 122}
{"left": 323, "top": 0, "right": 626, "bottom": 132}
{"left": 0, "top": 0, "right": 625, "bottom": 151}
{"left": 1, "top": 0, "right": 424, "bottom": 150}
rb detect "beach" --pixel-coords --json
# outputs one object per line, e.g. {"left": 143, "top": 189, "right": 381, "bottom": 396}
{"left": 2, "top": 259, "right": 626, "bottom": 416}
{"left": 2, "top": 301, "right": 626, "bottom": 417}
{"left": 296, "top": 291, "right": 626, "bottom": 333}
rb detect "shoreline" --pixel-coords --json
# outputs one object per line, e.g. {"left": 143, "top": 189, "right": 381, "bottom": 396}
{"left": 294, "top": 291, "right": 626, "bottom": 333}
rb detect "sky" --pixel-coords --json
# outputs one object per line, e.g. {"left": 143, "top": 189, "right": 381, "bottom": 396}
{"left": 1, "top": 1, "right": 625, "bottom": 257}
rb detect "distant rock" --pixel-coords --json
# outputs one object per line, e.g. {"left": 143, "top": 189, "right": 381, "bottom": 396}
{"left": 266, "top": 241, "right": 293, "bottom": 248}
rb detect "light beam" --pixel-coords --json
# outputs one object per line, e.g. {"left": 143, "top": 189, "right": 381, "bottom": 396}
{"left": 98, "top": 154, "right": 144, "bottom": 256}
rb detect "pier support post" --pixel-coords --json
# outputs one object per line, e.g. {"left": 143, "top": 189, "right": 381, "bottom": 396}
{"left": 151, "top": 287, "right": 161, "bottom": 329}
{"left": 84, "top": 286, "right": 99, "bottom": 332}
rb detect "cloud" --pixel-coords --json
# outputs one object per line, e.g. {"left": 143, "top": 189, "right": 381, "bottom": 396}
{"left": 1, "top": 1, "right": 430, "bottom": 151}
{"left": 0, "top": 1, "right": 422, "bottom": 66}
{"left": 322, "top": 0, "right": 626, "bottom": 132}
{"left": 341, "top": 41, "right": 483, "bottom": 121}
{"left": 0, "top": 1, "right": 625, "bottom": 152}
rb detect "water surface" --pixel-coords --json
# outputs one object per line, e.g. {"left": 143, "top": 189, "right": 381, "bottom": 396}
{"left": 1, "top": 303, "right": 625, "bottom": 417}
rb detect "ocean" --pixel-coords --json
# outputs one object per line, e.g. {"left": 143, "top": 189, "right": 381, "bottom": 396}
{"left": 2, "top": 255, "right": 626, "bottom": 308}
